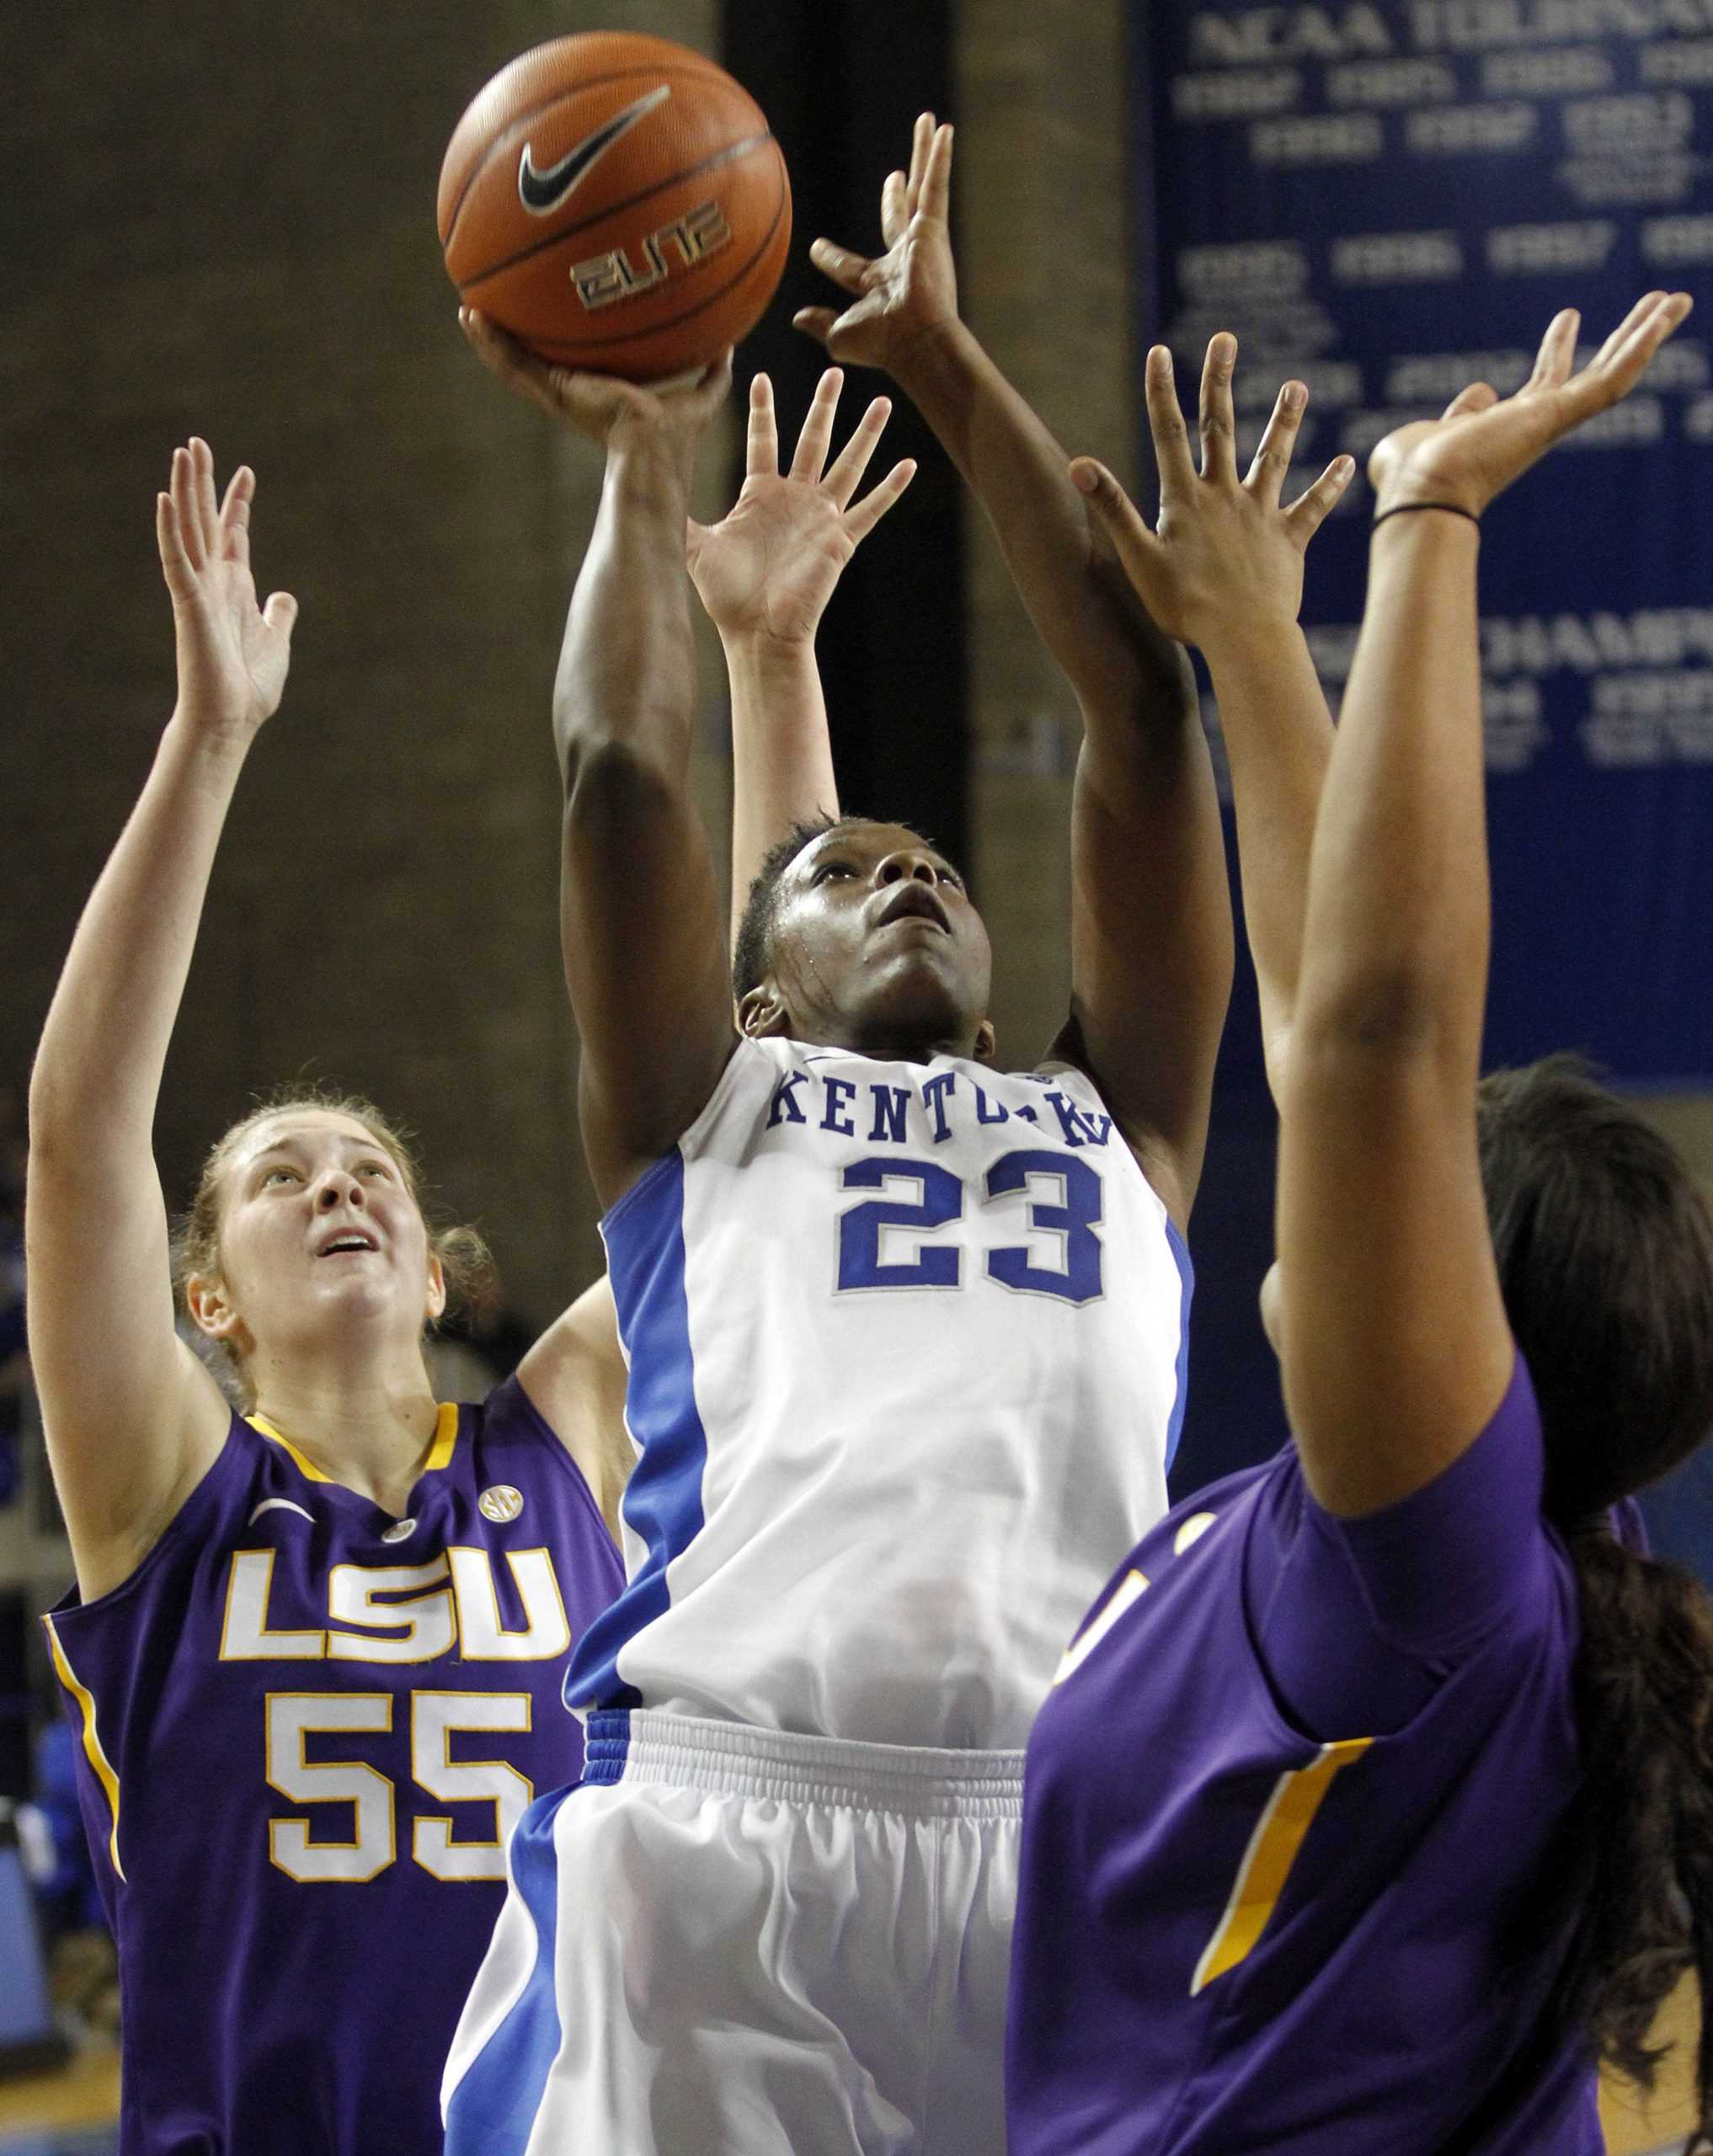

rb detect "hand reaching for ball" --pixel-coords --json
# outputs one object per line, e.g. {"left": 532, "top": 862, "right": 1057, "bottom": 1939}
{"left": 1369, "top": 291, "right": 1693, "bottom": 517}
{"left": 460, "top": 310, "right": 733, "bottom": 462}
{"left": 794, "top": 113, "right": 960, "bottom": 378}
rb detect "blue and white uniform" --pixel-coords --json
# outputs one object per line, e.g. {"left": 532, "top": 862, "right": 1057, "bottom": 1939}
{"left": 445, "top": 1037, "right": 1193, "bottom": 2156}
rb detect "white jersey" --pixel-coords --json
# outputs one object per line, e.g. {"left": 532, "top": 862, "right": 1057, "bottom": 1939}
{"left": 563, "top": 1035, "right": 1192, "bottom": 1749}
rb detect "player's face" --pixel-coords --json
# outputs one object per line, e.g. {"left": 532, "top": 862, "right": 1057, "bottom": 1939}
{"left": 748, "top": 823, "right": 995, "bottom": 1060}
{"left": 192, "top": 1111, "right": 445, "bottom": 1365}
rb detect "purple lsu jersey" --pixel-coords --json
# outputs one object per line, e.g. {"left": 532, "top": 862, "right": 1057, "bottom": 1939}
{"left": 43, "top": 1375, "right": 622, "bottom": 2156}
{"left": 1008, "top": 1354, "right": 1603, "bottom": 2155}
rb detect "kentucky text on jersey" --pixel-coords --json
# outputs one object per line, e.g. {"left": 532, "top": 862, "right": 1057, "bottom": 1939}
{"left": 564, "top": 1036, "right": 1190, "bottom": 1752}
{"left": 763, "top": 1063, "right": 1116, "bottom": 1151}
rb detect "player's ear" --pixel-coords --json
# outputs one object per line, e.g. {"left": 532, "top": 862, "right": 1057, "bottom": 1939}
{"left": 425, "top": 1251, "right": 447, "bottom": 1325}
{"left": 185, "top": 1271, "right": 250, "bottom": 1352}
{"left": 974, "top": 1018, "right": 997, "bottom": 1065}
{"left": 737, "top": 984, "right": 791, "bottom": 1039}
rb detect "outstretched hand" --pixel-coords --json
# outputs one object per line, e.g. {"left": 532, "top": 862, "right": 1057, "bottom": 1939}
{"left": 1370, "top": 290, "right": 1693, "bottom": 515}
{"left": 686, "top": 368, "right": 916, "bottom": 645}
{"left": 792, "top": 112, "right": 959, "bottom": 376}
{"left": 460, "top": 308, "right": 733, "bottom": 462}
{"left": 1069, "top": 337, "right": 1354, "bottom": 654}
{"left": 156, "top": 440, "right": 298, "bottom": 735}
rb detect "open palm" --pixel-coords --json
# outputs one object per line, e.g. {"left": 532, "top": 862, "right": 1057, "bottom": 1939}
{"left": 686, "top": 370, "right": 915, "bottom": 645}
{"left": 157, "top": 439, "right": 297, "bottom": 734}
{"left": 1370, "top": 291, "right": 1692, "bottom": 516}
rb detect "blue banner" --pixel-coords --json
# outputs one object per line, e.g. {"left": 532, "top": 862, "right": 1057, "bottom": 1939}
{"left": 1136, "top": 1, "right": 1713, "bottom": 1087}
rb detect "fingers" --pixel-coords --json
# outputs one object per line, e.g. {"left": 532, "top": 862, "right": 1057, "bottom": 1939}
{"left": 1440, "top": 382, "right": 1500, "bottom": 421}
{"left": 679, "top": 348, "right": 735, "bottom": 419}
{"left": 920, "top": 119, "right": 953, "bottom": 226}
{"left": 156, "top": 488, "right": 195, "bottom": 601}
{"left": 1586, "top": 291, "right": 1663, "bottom": 373}
{"left": 220, "top": 465, "right": 255, "bottom": 569}
{"left": 1524, "top": 307, "right": 1582, "bottom": 392}
{"left": 824, "top": 394, "right": 894, "bottom": 507}
{"left": 1283, "top": 455, "right": 1357, "bottom": 542}
{"left": 1070, "top": 456, "right": 1163, "bottom": 588}
{"left": 1544, "top": 290, "right": 1689, "bottom": 431}
{"left": 790, "top": 368, "right": 845, "bottom": 483}
{"left": 1588, "top": 289, "right": 1692, "bottom": 395}
{"left": 844, "top": 457, "right": 916, "bottom": 544}
{"left": 792, "top": 305, "right": 840, "bottom": 350}
{"left": 1244, "top": 379, "right": 1306, "bottom": 504}
{"left": 881, "top": 168, "right": 908, "bottom": 251}
{"left": 1143, "top": 345, "right": 1198, "bottom": 501}
{"left": 170, "top": 446, "right": 207, "bottom": 572}
{"left": 193, "top": 437, "right": 221, "bottom": 560}
{"left": 460, "top": 307, "right": 563, "bottom": 417}
{"left": 808, "top": 237, "right": 874, "bottom": 297}
{"left": 904, "top": 110, "right": 934, "bottom": 221}
{"left": 1198, "top": 334, "right": 1240, "bottom": 485}
{"left": 746, "top": 373, "right": 779, "bottom": 478}
{"left": 261, "top": 590, "right": 299, "bottom": 647}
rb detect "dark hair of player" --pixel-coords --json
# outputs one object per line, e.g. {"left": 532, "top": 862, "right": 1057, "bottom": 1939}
{"left": 171, "top": 1081, "right": 494, "bottom": 1406}
{"left": 1477, "top": 1054, "right": 1713, "bottom": 2137}
{"left": 730, "top": 813, "right": 953, "bottom": 1001}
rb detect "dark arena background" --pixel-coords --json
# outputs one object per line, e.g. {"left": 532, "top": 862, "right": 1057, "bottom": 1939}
{"left": 2, "top": 3, "right": 1710, "bottom": 2148}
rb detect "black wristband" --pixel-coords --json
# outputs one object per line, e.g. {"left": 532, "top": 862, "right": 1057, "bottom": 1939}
{"left": 1372, "top": 500, "right": 1481, "bottom": 529}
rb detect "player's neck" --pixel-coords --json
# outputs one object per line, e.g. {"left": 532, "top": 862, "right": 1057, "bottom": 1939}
{"left": 798, "top": 1018, "right": 985, "bottom": 1066}
{"left": 249, "top": 1348, "right": 442, "bottom": 1517}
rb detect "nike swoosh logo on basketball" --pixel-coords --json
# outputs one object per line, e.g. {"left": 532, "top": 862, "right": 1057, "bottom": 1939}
{"left": 518, "top": 85, "right": 672, "bottom": 216}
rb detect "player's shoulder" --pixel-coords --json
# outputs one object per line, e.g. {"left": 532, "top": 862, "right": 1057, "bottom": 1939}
{"left": 48, "top": 1404, "right": 258, "bottom": 1620}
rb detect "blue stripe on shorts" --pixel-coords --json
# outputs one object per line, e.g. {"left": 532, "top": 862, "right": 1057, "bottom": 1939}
{"left": 442, "top": 1787, "right": 565, "bottom": 2156}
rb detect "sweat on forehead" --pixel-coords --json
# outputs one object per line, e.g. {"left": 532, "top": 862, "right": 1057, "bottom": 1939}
{"left": 792, "top": 819, "right": 948, "bottom": 874}
{"left": 731, "top": 815, "right": 958, "bottom": 1000}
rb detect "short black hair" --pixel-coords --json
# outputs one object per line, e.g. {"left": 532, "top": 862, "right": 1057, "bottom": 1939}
{"left": 1477, "top": 1054, "right": 1713, "bottom": 1518}
{"left": 732, "top": 817, "right": 840, "bottom": 1000}
{"left": 730, "top": 814, "right": 945, "bottom": 999}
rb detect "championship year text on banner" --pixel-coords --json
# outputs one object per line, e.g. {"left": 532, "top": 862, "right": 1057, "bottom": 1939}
{"left": 1136, "top": 1, "right": 1713, "bottom": 1083}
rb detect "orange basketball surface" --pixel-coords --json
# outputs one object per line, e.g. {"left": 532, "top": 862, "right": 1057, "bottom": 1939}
{"left": 439, "top": 33, "right": 791, "bottom": 381}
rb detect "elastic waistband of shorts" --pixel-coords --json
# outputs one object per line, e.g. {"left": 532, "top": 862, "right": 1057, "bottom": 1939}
{"left": 583, "top": 1709, "right": 1026, "bottom": 1819}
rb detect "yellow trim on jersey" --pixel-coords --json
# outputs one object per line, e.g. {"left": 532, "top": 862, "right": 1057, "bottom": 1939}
{"left": 42, "top": 1615, "right": 125, "bottom": 1883}
{"left": 1191, "top": 1736, "right": 1373, "bottom": 1996}
{"left": 248, "top": 1401, "right": 460, "bottom": 1483}
{"left": 248, "top": 1415, "right": 334, "bottom": 1483}
{"left": 423, "top": 1401, "right": 459, "bottom": 1471}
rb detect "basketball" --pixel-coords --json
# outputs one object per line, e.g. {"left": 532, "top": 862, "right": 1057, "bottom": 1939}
{"left": 437, "top": 33, "right": 792, "bottom": 382}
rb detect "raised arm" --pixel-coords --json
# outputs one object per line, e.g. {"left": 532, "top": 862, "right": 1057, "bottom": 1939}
{"left": 1072, "top": 336, "right": 1353, "bottom": 1104}
{"left": 462, "top": 314, "right": 738, "bottom": 1209}
{"left": 27, "top": 441, "right": 296, "bottom": 1597}
{"left": 685, "top": 368, "right": 915, "bottom": 942}
{"left": 1278, "top": 292, "right": 1692, "bottom": 1517}
{"left": 796, "top": 115, "right": 1231, "bottom": 1227}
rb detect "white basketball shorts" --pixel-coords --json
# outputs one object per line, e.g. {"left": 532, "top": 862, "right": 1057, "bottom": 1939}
{"left": 441, "top": 1707, "right": 1024, "bottom": 2156}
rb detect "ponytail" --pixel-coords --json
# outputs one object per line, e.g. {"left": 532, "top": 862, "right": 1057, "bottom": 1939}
{"left": 1541, "top": 1523, "right": 1713, "bottom": 2151}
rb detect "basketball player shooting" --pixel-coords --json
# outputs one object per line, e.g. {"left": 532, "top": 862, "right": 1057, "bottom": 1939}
{"left": 439, "top": 116, "right": 1332, "bottom": 2156}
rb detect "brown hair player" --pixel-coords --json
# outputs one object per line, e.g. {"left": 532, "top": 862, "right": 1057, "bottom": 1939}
{"left": 26, "top": 389, "right": 905, "bottom": 2156}
{"left": 1007, "top": 296, "right": 1713, "bottom": 2154}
